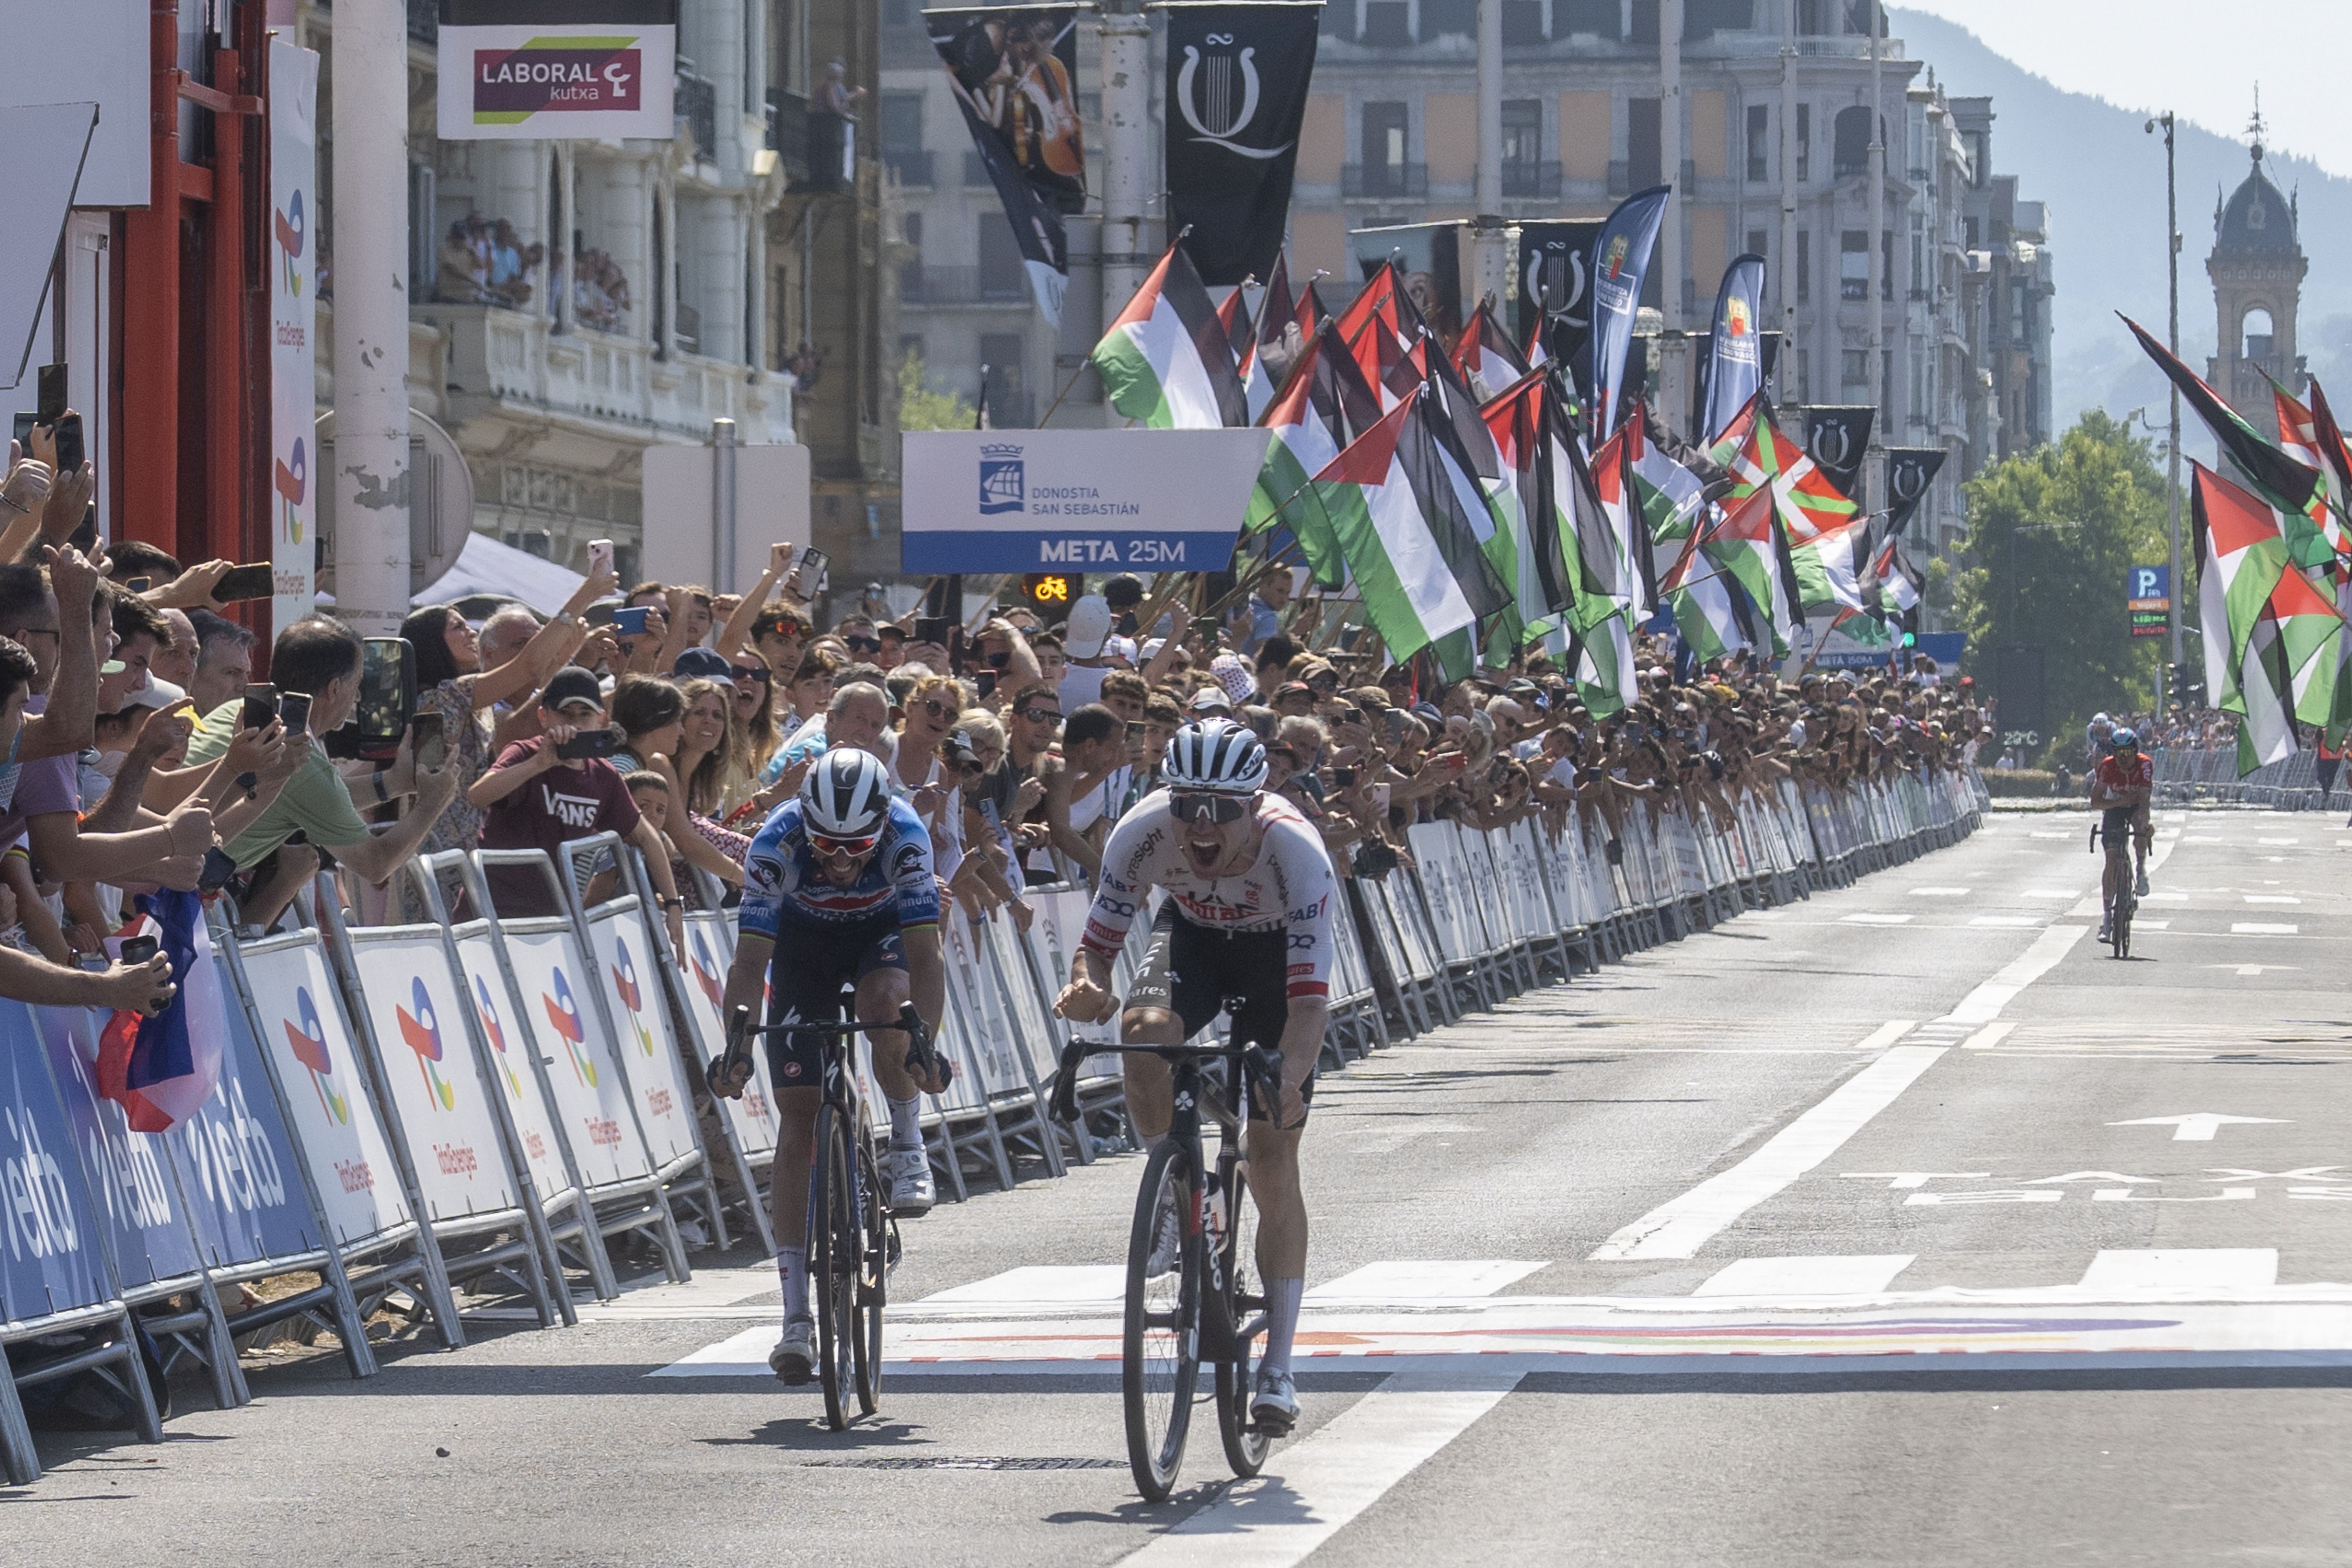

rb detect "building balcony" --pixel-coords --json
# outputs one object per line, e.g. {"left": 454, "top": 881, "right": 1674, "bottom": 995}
{"left": 766, "top": 89, "right": 812, "bottom": 186}
{"left": 675, "top": 65, "right": 719, "bottom": 162}
{"left": 416, "top": 303, "right": 794, "bottom": 453}
{"left": 1501, "top": 160, "right": 1562, "bottom": 200}
{"left": 884, "top": 148, "right": 935, "bottom": 187}
{"left": 1344, "top": 163, "right": 1428, "bottom": 201}
{"left": 900, "top": 264, "right": 1030, "bottom": 306}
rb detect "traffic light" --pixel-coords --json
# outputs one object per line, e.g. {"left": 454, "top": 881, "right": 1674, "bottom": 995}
{"left": 1022, "top": 572, "right": 1077, "bottom": 624}
{"left": 1900, "top": 629, "right": 1917, "bottom": 648}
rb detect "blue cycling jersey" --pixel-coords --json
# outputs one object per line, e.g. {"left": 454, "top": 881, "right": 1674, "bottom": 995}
{"left": 739, "top": 795, "right": 941, "bottom": 938}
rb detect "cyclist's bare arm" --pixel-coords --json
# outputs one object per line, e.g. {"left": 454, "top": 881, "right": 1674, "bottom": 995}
{"left": 1056, "top": 947, "right": 1120, "bottom": 1023}
{"left": 898, "top": 924, "right": 947, "bottom": 1043}
{"left": 723, "top": 931, "right": 775, "bottom": 1033}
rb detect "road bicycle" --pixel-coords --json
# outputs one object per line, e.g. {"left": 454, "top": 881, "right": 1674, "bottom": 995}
{"left": 719, "top": 999, "right": 938, "bottom": 1431}
{"left": 2092, "top": 820, "right": 2136, "bottom": 959}
{"left": 1051, "top": 1024, "right": 1285, "bottom": 1503}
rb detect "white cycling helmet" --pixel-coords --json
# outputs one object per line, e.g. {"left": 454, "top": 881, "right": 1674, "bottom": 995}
{"left": 1162, "top": 718, "right": 1270, "bottom": 795}
{"left": 801, "top": 747, "right": 893, "bottom": 839}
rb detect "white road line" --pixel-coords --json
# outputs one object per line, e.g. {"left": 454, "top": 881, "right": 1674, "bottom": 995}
{"left": 1588, "top": 1044, "right": 1946, "bottom": 1261}
{"left": 1968, "top": 915, "right": 2043, "bottom": 927}
{"left": 1309, "top": 1260, "right": 1545, "bottom": 1300}
{"left": 2258, "top": 837, "right": 2300, "bottom": 846}
{"left": 1941, "top": 922, "right": 2090, "bottom": 1024}
{"left": 2245, "top": 895, "right": 2303, "bottom": 904}
{"left": 2021, "top": 887, "right": 2083, "bottom": 898}
{"left": 1840, "top": 913, "right": 1914, "bottom": 926}
{"left": 1119, "top": 1364, "right": 1522, "bottom": 1568}
{"left": 2080, "top": 1249, "right": 2279, "bottom": 1292}
{"left": 1961, "top": 1021, "right": 2019, "bottom": 1050}
{"left": 1850, "top": 1019, "right": 1916, "bottom": 1052}
{"left": 1909, "top": 886, "right": 1971, "bottom": 897}
{"left": 1693, "top": 1255, "right": 1916, "bottom": 1297}
{"left": 920, "top": 1265, "right": 1125, "bottom": 1306}
{"left": 2234, "top": 922, "right": 2300, "bottom": 935}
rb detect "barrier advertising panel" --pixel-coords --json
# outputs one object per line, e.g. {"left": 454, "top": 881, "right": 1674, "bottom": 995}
{"left": 579, "top": 903, "right": 703, "bottom": 1169}
{"left": 494, "top": 927, "right": 657, "bottom": 1189}
{"left": 167, "top": 997, "right": 322, "bottom": 1270}
{"left": 678, "top": 912, "right": 781, "bottom": 1160}
{"left": 452, "top": 929, "right": 578, "bottom": 1205}
{"left": 29, "top": 1006, "right": 204, "bottom": 1295}
{"left": 0, "top": 1004, "right": 114, "bottom": 1320}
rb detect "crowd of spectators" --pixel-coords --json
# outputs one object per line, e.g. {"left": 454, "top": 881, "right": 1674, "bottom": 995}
{"left": 0, "top": 410, "right": 1991, "bottom": 1023}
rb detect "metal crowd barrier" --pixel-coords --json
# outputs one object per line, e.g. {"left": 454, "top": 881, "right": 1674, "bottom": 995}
{"left": 2, "top": 769, "right": 1983, "bottom": 1481}
{"left": 2152, "top": 745, "right": 2350, "bottom": 811}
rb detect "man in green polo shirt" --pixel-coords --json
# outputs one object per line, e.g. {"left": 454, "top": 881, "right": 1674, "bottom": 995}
{"left": 186, "top": 616, "right": 457, "bottom": 926}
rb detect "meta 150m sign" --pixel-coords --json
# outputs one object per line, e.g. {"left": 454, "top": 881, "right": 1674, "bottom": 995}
{"left": 901, "top": 429, "right": 1273, "bottom": 573}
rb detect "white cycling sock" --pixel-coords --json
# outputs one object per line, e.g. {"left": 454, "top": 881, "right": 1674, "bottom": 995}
{"left": 886, "top": 1092, "right": 924, "bottom": 1152}
{"left": 777, "top": 1246, "right": 809, "bottom": 1322}
{"left": 1261, "top": 1276, "right": 1305, "bottom": 1379}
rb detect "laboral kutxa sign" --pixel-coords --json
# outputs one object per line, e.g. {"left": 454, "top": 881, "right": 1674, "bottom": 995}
{"left": 901, "top": 428, "right": 1271, "bottom": 572}
{"left": 436, "top": 0, "right": 677, "bottom": 141}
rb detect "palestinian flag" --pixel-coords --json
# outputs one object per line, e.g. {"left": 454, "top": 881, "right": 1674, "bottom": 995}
{"left": 2125, "top": 315, "right": 2333, "bottom": 571}
{"left": 1092, "top": 241, "right": 1249, "bottom": 429}
{"left": 1253, "top": 255, "right": 1314, "bottom": 411}
{"left": 2192, "top": 463, "right": 2296, "bottom": 714}
{"left": 1245, "top": 335, "right": 1347, "bottom": 586}
{"left": 2270, "top": 379, "right": 2352, "bottom": 560}
{"left": 1617, "top": 411, "right": 1714, "bottom": 545}
{"left": 1310, "top": 317, "right": 1387, "bottom": 448}
{"left": 1578, "top": 393, "right": 1656, "bottom": 619}
{"left": 1873, "top": 535, "right": 1922, "bottom": 623}
{"left": 1730, "top": 406, "right": 1857, "bottom": 545}
{"left": 1335, "top": 266, "right": 1405, "bottom": 406}
{"left": 1787, "top": 515, "right": 1874, "bottom": 616}
{"left": 1700, "top": 487, "right": 1805, "bottom": 656}
{"left": 1570, "top": 606, "right": 1640, "bottom": 718}
{"left": 2267, "top": 565, "right": 2349, "bottom": 729}
{"left": 1659, "top": 527, "right": 1749, "bottom": 662}
{"left": 1309, "top": 389, "right": 1495, "bottom": 660}
{"left": 1706, "top": 391, "right": 1761, "bottom": 467}
{"left": 1218, "top": 285, "right": 1265, "bottom": 420}
{"left": 1482, "top": 370, "right": 1574, "bottom": 633}
{"left": 1454, "top": 302, "right": 1531, "bottom": 403}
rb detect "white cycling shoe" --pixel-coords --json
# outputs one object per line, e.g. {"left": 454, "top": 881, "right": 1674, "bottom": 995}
{"left": 2097, "top": 914, "right": 2113, "bottom": 942}
{"left": 1251, "top": 1366, "right": 1299, "bottom": 1434}
{"left": 2135, "top": 869, "right": 2150, "bottom": 897}
{"left": 769, "top": 1316, "right": 817, "bottom": 1384}
{"left": 883, "top": 1147, "right": 935, "bottom": 1217}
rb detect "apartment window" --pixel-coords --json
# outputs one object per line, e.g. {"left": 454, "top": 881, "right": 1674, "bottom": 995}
{"left": 1746, "top": 104, "right": 1769, "bottom": 182}
{"left": 1502, "top": 0, "right": 1546, "bottom": 44}
{"left": 1795, "top": 347, "right": 1810, "bottom": 401}
{"left": 1841, "top": 348, "right": 1870, "bottom": 394}
{"left": 1796, "top": 229, "right": 1810, "bottom": 302}
{"left": 1832, "top": 106, "right": 1870, "bottom": 179}
{"left": 1909, "top": 211, "right": 1924, "bottom": 294}
{"left": 1361, "top": 1, "right": 1410, "bottom": 45}
{"left": 1882, "top": 228, "right": 1895, "bottom": 300}
{"left": 1795, "top": 103, "right": 1810, "bottom": 182}
{"left": 903, "top": 212, "right": 923, "bottom": 249}
{"left": 1319, "top": 0, "right": 1353, "bottom": 37}
{"left": 1502, "top": 100, "right": 1542, "bottom": 168}
{"left": 978, "top": 223, "right": 1028, "bottom": 301}
{"left": 1629, "top": 97, "right": 1663, "bottom": 191}
{"left": 1963, "top": 214, "right": 1979, "bottom": 249}
{"left": 1363, "top": 100, "right": 1409, "bottom": 172}
{"left": 980, "top": 334, "right": 1026, "bottom": 424}
{"left": 1839, "top": 229, "right": 1869, "bottom": 301}
{"left": 1555, "top": 0, "right": 1619, "bottom": 37}
{"left": 1421, "top": 0, "right": 1474, "bottom": 39}
{"left": 1747, "top": 228, "right": 1769, "bottom": 264}
{"left": 881, "top": 93, "right": 929, "bottom": 187}
{"left": 1909, "top": 333, "right": 1926, "bottom": 416}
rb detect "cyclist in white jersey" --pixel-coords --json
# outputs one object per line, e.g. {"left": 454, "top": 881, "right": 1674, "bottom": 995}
{"left": 1055, "top": 720, "right": 1335, "bottom": 1432}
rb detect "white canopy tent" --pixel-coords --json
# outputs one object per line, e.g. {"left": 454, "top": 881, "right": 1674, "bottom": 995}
{"left": 413, "top": 532, "right": 585, "bottom": 617}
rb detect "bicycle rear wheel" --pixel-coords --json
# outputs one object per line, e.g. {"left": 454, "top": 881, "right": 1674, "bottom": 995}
{"left": 2114, "top": 895, "right": 2133, "bottom": 960}
{"left": 1123, "top": 1137, "right": 1200, "bottom": 1502}
{"left": 1214, "top": 1155, "right": 1272, "bottom": 1479}
{"left": 811, "top": 1105, "right": 861, "bottom": 1431}
{"left": 852, "top": 1130, "right": 886, "bottom": 1416}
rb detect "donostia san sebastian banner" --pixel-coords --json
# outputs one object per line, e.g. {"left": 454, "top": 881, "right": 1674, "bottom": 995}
{"left": 436, "top": 0, "right": 678, "bottom": 141}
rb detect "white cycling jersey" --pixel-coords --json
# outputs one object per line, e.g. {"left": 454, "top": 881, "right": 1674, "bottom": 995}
{"left": 1079, "top": 789, "right": 1338, "bottom": 1001}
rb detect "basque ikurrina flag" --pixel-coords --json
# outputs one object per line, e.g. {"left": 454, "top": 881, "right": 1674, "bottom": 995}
{"left": 1091, "top": 240, "right": 1248, "bottom": 429}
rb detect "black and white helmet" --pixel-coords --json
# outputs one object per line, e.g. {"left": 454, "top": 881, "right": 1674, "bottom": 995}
{"left": 801, "top": 747, "right": 892, "bottom": 838}
{"left": 1161, "top": 719, "right": 1269, "bottom": 795}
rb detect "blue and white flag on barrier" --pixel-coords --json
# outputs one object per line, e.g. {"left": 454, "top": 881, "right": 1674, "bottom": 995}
{"left": 97, "top": 889, "right": 225, "bottom": 1133}
{"left": 1586, "top": 184, "right": 1671, "bottom": 441}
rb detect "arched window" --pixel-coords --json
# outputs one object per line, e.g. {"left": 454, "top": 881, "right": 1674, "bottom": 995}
{"left": 1832, "top": 105, "right": 1871, "bottom": 179}
{"left": 2242, "top": 306, "right": 2275, "bottom": 360}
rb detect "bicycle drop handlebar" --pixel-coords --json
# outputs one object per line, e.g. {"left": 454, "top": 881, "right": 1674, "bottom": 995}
{"left": 708, "top": 1001, "right": 946, "bottom": 1100}
{"left": 1048, "top": 1036, "right": 1290, "bottom": 1131}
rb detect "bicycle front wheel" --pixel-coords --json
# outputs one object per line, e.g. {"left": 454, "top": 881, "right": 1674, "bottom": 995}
{"left": 1214, "top": 1155, "right": 1272, "bottom": 1479}
{"left": 1124, "top": 1137, "right": 1200, "bottom": 1502}
{"left": 853, "top": 1131, "right": 886, "bottom": 1416}
{"left": 811, "top": 1105, "right": 861, "bottom": 1431}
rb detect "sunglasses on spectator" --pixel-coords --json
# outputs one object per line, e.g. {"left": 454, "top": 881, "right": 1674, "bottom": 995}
{"left": 844, "top": 636, "right": 882, "bottom": 654}
{"left": 731, "top": 665, "right": 770, "bottom": 684}
{"left": 810, "top": 830, "right": 881, "bottom": 859}
{"left": 916, "top": 697, "right": 953, "bottom": 720}
{"left": 1017, "top": 706, "right": 1062, "bottom": 724}
{"left": 1307, "top": 673, "right": 1340, "bottom": 690}
{"left": 1169, "top": 790, "right": 1251, "bottom": 824}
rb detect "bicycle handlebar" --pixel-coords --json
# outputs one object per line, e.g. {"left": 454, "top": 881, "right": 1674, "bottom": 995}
{"left": 1048, "top": 1036, "right": 1290, "bottom": 1131}
{"left": 709, "top": 1002, "right": 947, "bottom": 1100}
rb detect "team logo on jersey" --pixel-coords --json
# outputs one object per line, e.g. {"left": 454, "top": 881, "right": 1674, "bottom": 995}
{"left": 541, "top": 965, "right": 598, "bottom": 1087}
{"left": 282, "top": 985, "right": 350, "bottom": 1125}
{"left": 396, "top": 976, "right": 458, "bottom": 1111}
{"left": 609, "top": 935, "right": 656, "bottom": 1056}
{"left": 473, "top": 974, "right": 524, "bottom": 1099}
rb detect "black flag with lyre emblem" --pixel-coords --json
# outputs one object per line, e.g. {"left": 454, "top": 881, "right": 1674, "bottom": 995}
{"left": 1802, "top": 405, "right": 1874, "bottom": 501}
{"left": 1165, "top": 4, "right": 1321, "bottom": 285}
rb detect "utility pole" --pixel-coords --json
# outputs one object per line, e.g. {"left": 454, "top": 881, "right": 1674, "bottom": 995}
{"left": 329, "top": 0, "right": 412, "bottom": 637}
{"left": 1865, "top": 0, "right": 1884, "bottom": 516}
{"left": 1471, "top": 0, "right": 1510, "bottom": 313}
{"left": 1778, "top": 0, "right": 1797, "bottom": 391}
{"left": 2149, "top": 110, "right": 2184, "bottom": 702}
{"left": 1100, "top": 0, "right": 1151, "bottom": 429}
{"left": 1656, "top": 0, "right": 1686, "bottom": 435}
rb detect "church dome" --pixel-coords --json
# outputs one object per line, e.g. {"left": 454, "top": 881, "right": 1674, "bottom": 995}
{"left": 2217, "top": 148, "right": 2298, "bottom": 253}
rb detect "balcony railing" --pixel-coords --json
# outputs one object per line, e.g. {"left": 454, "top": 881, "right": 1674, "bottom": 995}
{"left": 676, "top": 65, "right": 718, "bottom": 161}
{"left": 884, "top": 148, "right": 935, "bottom": 187}
{"left": 1343, "top": 163, "right": 1428, "bottom": 200}
{"left": 766, "top": 88, "right": 812, "bottom": 185}
{"left": 900, "top": 264, "right": 1031, "bottom": 305}
{"left": 1501, "top": 160, "right": 1561, "bottom": 200}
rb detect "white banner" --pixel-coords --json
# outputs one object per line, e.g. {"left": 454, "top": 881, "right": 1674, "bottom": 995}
{"left": 493, "top": 928, "right": 658, "bottom": 1189}
{"left": 268, "top": 40, "right": 319, "bottom": 628}
{"left": 452, "top": 930, "right": 578, "bottom": 1205}
{"left": 900, "top": 428, "right": 1272, "bottom": 573}
{"left": 235, "top": 938, "right": 413, "bottom": 1247}
{"left": 435, "top": 19, "right": 676, "bottom": 141}
{"left": 676, "top": 913, "right": 780, "bottom": 1160}
{"left": 580, "top": 905, "right": 701, "bottom": 1169}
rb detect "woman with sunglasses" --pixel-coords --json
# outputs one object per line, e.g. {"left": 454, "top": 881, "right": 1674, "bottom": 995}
{"left": 1052, "top": 719, "right": 1335, "bottom": 1439}
{"left": 887, "top": 673, "right": 966, "bottom": 884}
{"left": 728, "top": 647, "right": 781, "bottom": 779}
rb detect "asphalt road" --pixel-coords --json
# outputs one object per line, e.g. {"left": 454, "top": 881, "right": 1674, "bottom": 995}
{"left": 11, "top": 804, "right": 2352, "bottom": 1566}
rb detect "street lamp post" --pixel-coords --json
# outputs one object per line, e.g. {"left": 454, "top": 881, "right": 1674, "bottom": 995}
{"left": 2146, "top": 112, "right": 2183, "bottom": 697}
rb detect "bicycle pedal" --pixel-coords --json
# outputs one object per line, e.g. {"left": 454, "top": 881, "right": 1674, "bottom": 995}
{"left": 883, "top": 1218, "right": 904, "bottom": 1273}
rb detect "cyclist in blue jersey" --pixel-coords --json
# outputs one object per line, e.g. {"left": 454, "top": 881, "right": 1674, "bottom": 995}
{"left": 718, "top": 748, "right": 950, "bottom": 1383}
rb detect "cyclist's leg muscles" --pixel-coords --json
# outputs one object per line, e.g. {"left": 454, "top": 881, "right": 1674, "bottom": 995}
{"left": 769, "top": 1086, "right": 823, "bottom": 1249}
{"left": 855, "top": 950, "right": 919, "bottom": 1101}
{"left": 1120, "top": 906, "right": 1207, "bottom": 1142}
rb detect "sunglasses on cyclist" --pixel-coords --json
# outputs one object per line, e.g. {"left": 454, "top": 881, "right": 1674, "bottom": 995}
{"left": 843, "top": 636, "right": 882, "bottom": 654}
{"left": 1169, "top": 790, "right": 1251, "bottom": 825}
{"left": 809, "top": 830, "right": 881, "bottom": 859}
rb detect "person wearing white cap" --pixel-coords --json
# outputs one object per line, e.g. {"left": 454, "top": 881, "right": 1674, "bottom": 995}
{"left": 1187, "top": 685, "right": 1234, "bottom": 718}
{"left": 1056, "top": 593, "right": 1116, "bottom": 712}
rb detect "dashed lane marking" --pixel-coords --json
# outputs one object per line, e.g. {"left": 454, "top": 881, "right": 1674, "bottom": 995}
{"left": 2080, "top": 1249, "right": 2278, "bottom": 1293}
{"left": 1969, "top": 915, "right": 2043, "bottom": 927}
{"left": 1694, "top": 1255, "right": 1916, "bottom": 1297}
{"left": 1840, "top": 913, "right": 1915, "bottom": 926}
{"left": 2234, "top": 923, "right": 2301, "bottom": 935}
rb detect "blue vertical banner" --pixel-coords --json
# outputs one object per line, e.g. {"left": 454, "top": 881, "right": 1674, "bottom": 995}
{"left": 1700, "top": 253, "right": 1767, "bottom": 445}
{"left": 32, "top": 1006, "right": 203, "bottom": 1295}
{"left": 0, "top": 1003, "right": 114, "bottom": 1321}
{"left": 1586, "top": 185, "right": 1671, "bottom": 442}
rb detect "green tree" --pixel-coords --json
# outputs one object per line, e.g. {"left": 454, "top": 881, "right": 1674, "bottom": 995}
{"left": 1952, "top": 410, "right": 2173, "bottom": 765}
{"left": 898, "top": 350, "right": 978, "bottom": 432}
